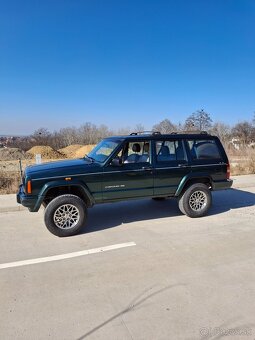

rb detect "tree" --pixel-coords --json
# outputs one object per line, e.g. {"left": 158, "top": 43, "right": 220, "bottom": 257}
{"left": 58, "top": 127, "right": 79, "bottom": 147}
{"left": 134, "top": 124, "right": 145, "bottom": 133}
{"left": 32, "top": 128, "right": 51, "bottom": 146}
{"left": 184, "top": 109, "right": 212, "bottom": 131}
{"left": 232, "top": 121, "right": 254, "bottom": 146}
{"left": 152, "top": 119, "right": 176, "bottom": 134}
{"left": 78, "top": 123, "right": 98, "bottom": 144}
{"left": 209, "top": 122, "right": 231, "bottom": 145}
{"left": 116, "top": 127, "right": 132, "bottom": 136}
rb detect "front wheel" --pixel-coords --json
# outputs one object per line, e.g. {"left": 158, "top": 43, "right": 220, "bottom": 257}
{"left": 178, "top": 183, "right": 212, "bottom": 218}
{"left": 44, "top": 194, "right": 87, "bottom": 237}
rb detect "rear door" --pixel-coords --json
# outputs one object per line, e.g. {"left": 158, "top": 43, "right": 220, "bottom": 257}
{"left": 153, "top": 138, "right": 191, "bottom": 196}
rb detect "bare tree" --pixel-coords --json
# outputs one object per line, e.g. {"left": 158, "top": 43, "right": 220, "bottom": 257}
{"left": 210, "top": 122, "right": 231, "bottom": 145}
{"left": 32, "top": 128, "right": 51, "bottom": 146}
{"left": 78, "top": 123, "right": 98, "bottom": 144}
{"left": 58, "top": 127, "right": 79, "bottom": 147}
{"left": 133, "top": 124, "right": 145, "bottom": 132}
{"left": 152, "top": 119, "right": 176, "bottom": 134}
{"left": 232, "top": 121, "right": 254, "bottom": 146}
{"left": 176, "top": 122, "right": 184, "bottom": 131}
{"left": 184, "top": 109, "right": 212, "bottom": 131}
{"left": 115, "top": 127, "right": 132, "bottom": 136}
{"left": 94, "top": 124, "right": 112, "bottom": 141}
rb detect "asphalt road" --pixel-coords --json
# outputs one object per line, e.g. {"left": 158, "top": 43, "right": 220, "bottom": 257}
{"left": 0, "top": 177, "right": 255, "bottom": 340}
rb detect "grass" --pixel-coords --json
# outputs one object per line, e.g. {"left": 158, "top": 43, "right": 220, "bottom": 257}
{"left": 0, "top": 171, "right": 20, "bottom": 195}
{"left": 228, "top": 148, "right": 255, "bottom": 176}
{"left": 231, "top": 159, "right": 255, "bottom": 175}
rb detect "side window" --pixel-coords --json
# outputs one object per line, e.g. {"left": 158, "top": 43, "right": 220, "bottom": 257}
{"left": 156, "top": 140, "right": 186, "bottom": 163}
{"left": 187, "top": 139, "right": 221, "bottom": 160}
{"left": 123, "top": 141, "right": 150, "bottom": 164}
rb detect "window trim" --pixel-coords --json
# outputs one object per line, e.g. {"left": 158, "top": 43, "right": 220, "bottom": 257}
{"left": 154, "top": 139, "right": 188, "bottom": 165}
{"left": 186, "top": 138, "right": 223, "bottom": 163}
{"left": 106, "top": 139, "right": 152, "bottom": 168}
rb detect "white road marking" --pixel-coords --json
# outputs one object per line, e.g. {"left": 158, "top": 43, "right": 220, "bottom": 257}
{"left": 0, "top": 242, "right": 136, "bottom": 270}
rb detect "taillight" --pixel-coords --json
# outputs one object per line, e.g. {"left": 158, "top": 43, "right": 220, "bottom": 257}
{"left": 26, "top": 180, "right": 32, "bottom": 194}
{"left": 226, "top": 163, "right": 230, "bottom": 179}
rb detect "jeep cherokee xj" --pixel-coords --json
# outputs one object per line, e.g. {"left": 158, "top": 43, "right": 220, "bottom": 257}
{"left": 17, "top": 131, "right": 232, "bottom": 236}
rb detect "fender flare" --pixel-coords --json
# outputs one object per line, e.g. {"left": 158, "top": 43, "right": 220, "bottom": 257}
{"left": 175, "top": 172, "right": 213, "bottom": 197}
{"left": 33, "top": 179, "right": 95, "bottom": 211}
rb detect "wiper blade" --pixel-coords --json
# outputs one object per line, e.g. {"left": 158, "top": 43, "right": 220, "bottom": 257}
{"left": 85, "top": 154, "right": 95, "bottom": 162}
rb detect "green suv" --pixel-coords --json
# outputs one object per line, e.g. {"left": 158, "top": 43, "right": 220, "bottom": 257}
{"left": 17, "top": 131, "right": 232, "bottom": 236}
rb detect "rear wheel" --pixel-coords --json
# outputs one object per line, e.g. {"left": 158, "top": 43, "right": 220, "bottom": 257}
{"left": 44, "top": 194, "right": 87, "bottom": 237}
{"left": 178, "top": 183, "right": 212, "bottom": 218}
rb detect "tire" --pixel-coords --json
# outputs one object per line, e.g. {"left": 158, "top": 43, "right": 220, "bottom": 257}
{"left": 152, "top": 197, "right": 166, "bottom": 201}
{"left": 44, "top": 194, "right": 87, "bottom": 237}
{"left": 178, "top": 183, "right": 212, "bottom": 218}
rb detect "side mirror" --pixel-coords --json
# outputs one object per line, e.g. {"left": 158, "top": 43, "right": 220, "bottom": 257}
{"left": 111, "top": 157, "right": 122, "bottom": 167}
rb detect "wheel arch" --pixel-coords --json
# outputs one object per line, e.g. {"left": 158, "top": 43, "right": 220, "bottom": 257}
{"left": 34, "top": 180, "right": 95, "bottom": 211}
{"left": 175, "top": 174, "right": 213, "bottom": 197}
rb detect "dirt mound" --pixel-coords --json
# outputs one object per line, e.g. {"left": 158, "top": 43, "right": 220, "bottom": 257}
{"left": 74, "top": 145, "right": 96, "bottom": 158}
{"left": 0, "top": 148, "right": 31, "bottom": 161}
{"left": 58, "top": 144, "right": 84, "bottom": 158}
{"left": 26, "top": 146, "right": 65, "bottom": 159}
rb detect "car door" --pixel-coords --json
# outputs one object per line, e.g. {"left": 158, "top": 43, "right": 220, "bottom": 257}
{"left": 153, "top": 138, "right": 191, "bottom": 196}
{"left": 102, "top": 140, "right": 154, "bottom": 201}
{"left": 186, "top": 138, "right": 228, "bottom": 182}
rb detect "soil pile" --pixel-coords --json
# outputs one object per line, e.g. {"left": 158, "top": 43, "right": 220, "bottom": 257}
{"left": 0, "top": 148, "right": 31, "bottom": 161}
{"left": 26, "top": 146, "right": 65, "bottom": 159}
{"left": 58, "top": 144, "right": 84, "bottom": 158}
{"left": 74, "top": 145, "right": 96, "bottom": 158}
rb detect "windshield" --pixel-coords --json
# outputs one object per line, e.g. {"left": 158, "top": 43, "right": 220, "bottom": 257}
{"left": 87, "top": 139, "right": 121, "bottom": 163}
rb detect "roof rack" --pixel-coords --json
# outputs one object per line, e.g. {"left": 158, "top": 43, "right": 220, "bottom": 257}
{"left": 170, "top": 130, "right": 208, "bottom": 135}
{"left": 130, "top": 131, "right": 161, "bottom": 136}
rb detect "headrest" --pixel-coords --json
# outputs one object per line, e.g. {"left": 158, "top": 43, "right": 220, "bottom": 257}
{"left": 132, "top": 143, "right": 141, "bottom": 153}
{"left": 160, "top": 145, "right": 170, "bottom": 156}
{"left": 144, "top": 143, "right": 149, "bottom": 153}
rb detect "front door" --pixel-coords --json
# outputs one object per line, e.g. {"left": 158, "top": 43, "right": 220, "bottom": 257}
{"left": 102, "top": 140, "right": 154, "bottom": 201}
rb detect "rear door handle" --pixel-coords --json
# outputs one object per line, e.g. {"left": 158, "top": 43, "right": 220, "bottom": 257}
{"left": 178, "top": 164, "right": 188, "bottom": 168}
{"left": 142, "top": 167, "right": 153, "bottom": 171}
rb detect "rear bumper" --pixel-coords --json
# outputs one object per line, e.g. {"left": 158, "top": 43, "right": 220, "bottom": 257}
{"left": 212, "top": 179, "right": 233, "bottom": 190}
{"left": 16, "top": 185, "right": 38, "bottom": 212}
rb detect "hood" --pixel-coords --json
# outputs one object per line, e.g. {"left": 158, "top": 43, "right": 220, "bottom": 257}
{"left": 25, "top": 158, "right": 98, "bottom": 179}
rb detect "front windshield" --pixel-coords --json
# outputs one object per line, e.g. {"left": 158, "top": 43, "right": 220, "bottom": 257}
{"left": 87, "top": 139, "right": 121, "bottom": 163}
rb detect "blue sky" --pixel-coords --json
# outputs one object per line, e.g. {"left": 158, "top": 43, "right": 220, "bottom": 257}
{"left": 0, "top": 0, "right": 255, "bottom": 135}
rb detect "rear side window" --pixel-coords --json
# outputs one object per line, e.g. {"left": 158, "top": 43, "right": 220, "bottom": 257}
{"left": 187, "top": 139, "right": 222, "bottom": 160}
{"left": 156, "top": 140, "right": 187, "bottom": 163}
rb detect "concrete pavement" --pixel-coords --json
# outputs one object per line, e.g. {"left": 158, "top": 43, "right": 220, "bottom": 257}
{"left": 0, "top": 192, "right": 26, "bottom": 213}
{"left": 0, "top": 175, "right": 255, "bottom": 339}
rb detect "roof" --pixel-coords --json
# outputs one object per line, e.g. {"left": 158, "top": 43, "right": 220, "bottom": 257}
{"left": 106, "top": 131, "right": 215, "bottom": 141}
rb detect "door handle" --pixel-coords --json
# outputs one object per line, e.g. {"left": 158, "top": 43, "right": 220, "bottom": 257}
{"left": 178, "top": 164, "right": 188, "bottom": 168}
{"left": 142, "top": 167, "right": 153, "bottom": 171}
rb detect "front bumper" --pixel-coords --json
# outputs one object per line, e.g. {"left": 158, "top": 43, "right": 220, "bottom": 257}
{"left": 16, "top": 185, "right": 37, "bottom": 211}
